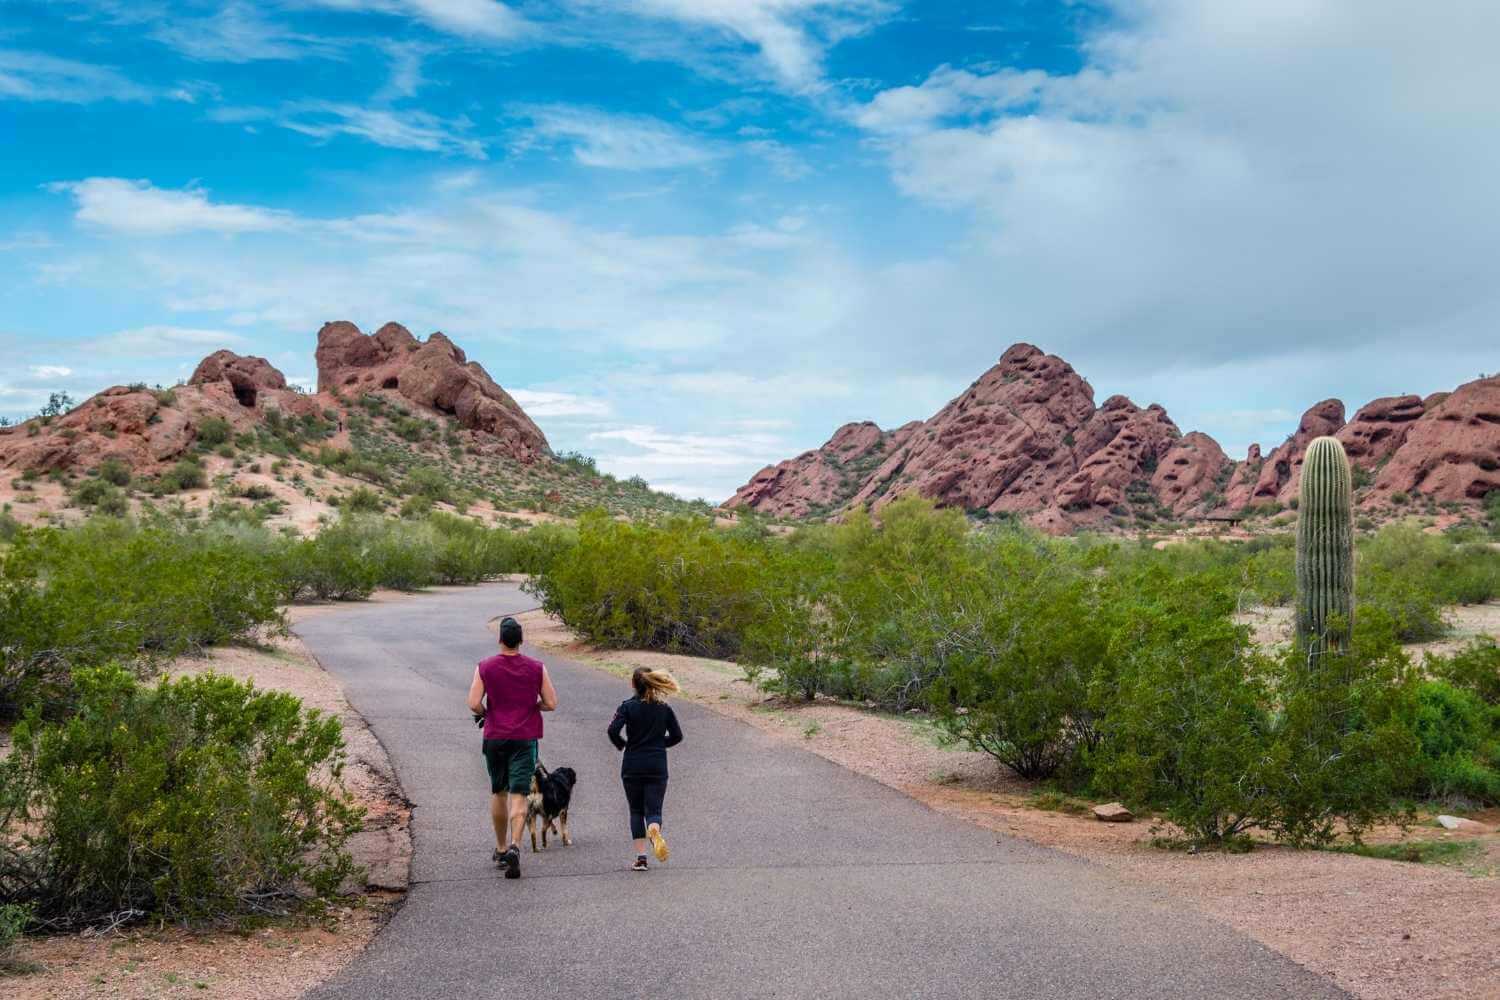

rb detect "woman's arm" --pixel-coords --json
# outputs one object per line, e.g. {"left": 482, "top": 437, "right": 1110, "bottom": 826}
{"left": 466, "top": 667, "right": 485, "bottom": 716}
{"left": 607, "top": 704, "right": 628, "bottom": 750}
{"left": 663, "top": 705, "right": 683, "bottom": 748}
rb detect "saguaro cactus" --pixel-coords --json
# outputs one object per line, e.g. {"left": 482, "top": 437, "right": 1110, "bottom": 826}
{"left": 1295, "top": 436, "right": 1355, "bottom": 654}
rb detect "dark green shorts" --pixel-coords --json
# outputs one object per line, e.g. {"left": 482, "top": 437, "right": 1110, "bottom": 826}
{"left": 482, "top": 738, "right": 538, "bottom": 795}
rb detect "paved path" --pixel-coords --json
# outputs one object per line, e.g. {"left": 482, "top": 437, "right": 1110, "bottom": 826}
{"left": 296, "top": 583, "right": 1343, "bottom": 1000}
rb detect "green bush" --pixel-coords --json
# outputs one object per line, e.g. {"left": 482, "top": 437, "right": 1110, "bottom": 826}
{"left": 343, "top": 486, "right": 384, "bottom": 513}
{"left": 196, "top": 416, "right": 232, "bottom": 447}
{"left": 405, "top": 466, "right": 451, "bottom": 502}
{"left": 0, "top": 519, "right": 285, "bottom": 715}
{"left": 1429, "top": 639, "right": 1500, "bottom": 706}
{"left": 1410, "top": 680, "right": 1500, "bottom": 804}
{"left": 0, "top": 665, "right": 361, "bottom": 928}
{"left": 160, "top": 459, "right": 207, "bottom": 493}
{"left": 528, "top": 511, "right": 781, "bottom": 658}
{"left": 97, "top": 458, "right": 132, "bottom": 487}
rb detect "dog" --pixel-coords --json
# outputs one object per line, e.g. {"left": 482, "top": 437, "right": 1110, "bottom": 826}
{"left": 526, "top": 764, "right": 577, "bottom": 852}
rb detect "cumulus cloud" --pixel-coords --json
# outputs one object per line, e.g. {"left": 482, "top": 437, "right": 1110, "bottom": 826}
{"left": 849, "top": 0, "right": 1500, "bottom": 385}
{"left": 48, "top": 178, "right": 293, "bottom": 235}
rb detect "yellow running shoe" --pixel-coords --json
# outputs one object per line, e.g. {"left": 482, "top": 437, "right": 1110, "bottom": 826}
{"left": 647, "top": 822, "right": 669, "bottom": 863}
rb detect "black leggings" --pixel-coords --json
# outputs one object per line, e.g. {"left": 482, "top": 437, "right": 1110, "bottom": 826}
{"left": 622, "top": 774, "right": 667, "bottom": 840}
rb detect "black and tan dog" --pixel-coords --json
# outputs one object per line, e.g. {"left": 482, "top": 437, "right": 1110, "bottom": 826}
{"left": 526, "top": 764, "right": 576, "bottom": 852}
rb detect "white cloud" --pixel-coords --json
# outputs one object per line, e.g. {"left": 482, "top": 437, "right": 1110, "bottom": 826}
{"left": 151, "top": 3, "right": 339, "bottom": 63}
{"left": 310, "top": 0, "right": 525, "bottom": 40}
{"left": 49, "top": 178, "right": 292, "bottom": 235}
{"left": 848, "top": 0, "right": 1500, "bottom": 381}
{"left": 508, "top": 389, "right": 611, "bottom": 418}
{"left": 512, "top": 105, "right": 721, "bottom": 170}
{"left": 0, "top": 49, "right": 155, "bottom": 103}
{"left": 210, "top": 102, "right": 486, "bottom": 158}
{"left": 616, "top": 0, "right": 895, "bottom": 91}
{"left": 29, "top": 365, "right": 73, "bottom": 379}
{"left": 81, "top": 326, "right": 249, "bottom": 358}
{"left": 587, "top": 424, "right": 791, "bottom": 501}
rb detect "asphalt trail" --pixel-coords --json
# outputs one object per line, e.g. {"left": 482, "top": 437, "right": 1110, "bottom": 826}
{"left": 296, "top": 582, "right": 1343, "bottom": 1000}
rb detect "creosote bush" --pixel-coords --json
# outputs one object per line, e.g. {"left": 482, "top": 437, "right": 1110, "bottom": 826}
{"left": 0, "top": 664, "right": 361, "bottom": 928}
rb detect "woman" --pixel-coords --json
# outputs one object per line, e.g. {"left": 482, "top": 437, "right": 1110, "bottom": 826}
{"left": 607, "top": 667, "right": 683, "bottom": 871}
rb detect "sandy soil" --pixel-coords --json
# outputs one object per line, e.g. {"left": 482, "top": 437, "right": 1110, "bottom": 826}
{"left": 8, "top": 633, "right": 411, "bottom": 1000}
{"left": 515, "top": 610, "right": 1500, "bottom": 1000}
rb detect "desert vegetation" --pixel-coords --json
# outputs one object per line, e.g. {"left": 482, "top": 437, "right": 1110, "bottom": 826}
{"left": 0, "top": 508, "right": 573, "bottom": 939}
{"left": 530, "top": 490, "right": 1500, "bottom": 848}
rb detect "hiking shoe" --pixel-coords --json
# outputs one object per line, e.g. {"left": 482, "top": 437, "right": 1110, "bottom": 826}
{"left": 632, "top": 855, "right": 649, "bottom": 872}
{"left": 647, "top": 823, "right": 669, "bottom": 863}
{"left": 503, "top": 845, "right": 521, "bottom": 880}
{"left": 492, "top": 847, "right": 505, "bottom": 869}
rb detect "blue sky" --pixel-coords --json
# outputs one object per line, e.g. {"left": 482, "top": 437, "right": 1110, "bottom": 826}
{"left": 3, "top": 1, "right": 1499, "bottom": 501}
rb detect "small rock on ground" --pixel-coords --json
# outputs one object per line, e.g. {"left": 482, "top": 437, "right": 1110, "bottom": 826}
{"left": 1093, "top": 802, "right": 1134, "bottom": 823}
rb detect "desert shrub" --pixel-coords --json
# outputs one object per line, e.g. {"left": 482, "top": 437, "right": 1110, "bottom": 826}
{"left": 1429, "top": 639, "right": 1500, "bottom": 706}
{"left": 0, "top": 520, "right": 284, "bottom": 714}
{"left": 528, "top": 511, "right": 780, "bottom": 658}
{"left": 97, "top": 458, "right": 132, "bottom": 487}
{"left": 0, "top": 902, "right": 30, "bottom": 971}
{"left": 0, "top": 664, "right": 361, "bottom": 928}
{"left": 1409, "top": 680, "right": 1500, "bottom": 805}
{"left": 69, "top": 478, "right": 120, "bottom": 510}
{"left": 196, "top": 416, "right": 231, "bottom": 447}
{"left": 160, "top": 459, "right": 207, "bottom": 493}
{"left": 343, "top": 486, "right": 385, "bottom": 513}
{"left": 405, "top": 466, "right": 451, "bottom": 502}
{"left": 400, "top": 495, "right": 434, "bottom": 519}
{"left": 1094, "top": 612, "right": 1418, "bottom": 846}
{"left": 0, "top": 511, "right": 20, "bottom": 544}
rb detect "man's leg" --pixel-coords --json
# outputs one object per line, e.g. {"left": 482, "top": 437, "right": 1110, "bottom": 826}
{"left": 507, "top": 792, "right": 528, "bottom": 848}
{"left": 490, "top": 792, "right": 508, "bottom": 851}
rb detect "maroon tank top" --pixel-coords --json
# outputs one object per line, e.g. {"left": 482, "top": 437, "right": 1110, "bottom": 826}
{"left": 478, "top": 652, "right": 544, "bottom": 740}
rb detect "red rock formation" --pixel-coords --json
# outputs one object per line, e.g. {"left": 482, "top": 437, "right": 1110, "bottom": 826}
{"left": 1152, "top": 432, "right": 1231, "bottom": 513}
{"left": 1248, "top": 399, "right": 1345, "bottom": 505}
{"left": 1335, "top": 395, "right": 1423, "bottom": 468}
{"left": 849, "top": 344, "right": 1098, "bottom": 516}
{"left": 1221, "top": 443, "right": 1263, "bottom": 510}
{"left": 726, "top": 421, "right": 909, "bottom": 518}
{"left": 0, "top": 351, "right": 315, "bottom": 474}
{"left": 1371, "top": 377, "right": 1500, "bottom": 503}
{"left": 315, "top": 321, "right": 548, "bottom": 463}
{"left": 1055, "top": 398, "right": 1180, "bottom": 511}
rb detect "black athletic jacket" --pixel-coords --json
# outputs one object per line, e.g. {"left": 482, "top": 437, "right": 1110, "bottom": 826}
{"left": 607, "top": 696, "right": 683, "bottom": 777}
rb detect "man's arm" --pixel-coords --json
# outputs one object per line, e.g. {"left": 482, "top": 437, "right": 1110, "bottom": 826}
{"left": 538, "top": 665, "right": 558, "bottom": 712}
{"left": 467, "top": 667, "right": 485, "bottom": 716}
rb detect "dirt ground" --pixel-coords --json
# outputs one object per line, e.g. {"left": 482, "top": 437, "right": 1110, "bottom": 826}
{"left": 8, "top": 632, "right": 411, "bottom": 1000}
{"left": 514, "top": 610, "right": 1500, "bottom": 1000}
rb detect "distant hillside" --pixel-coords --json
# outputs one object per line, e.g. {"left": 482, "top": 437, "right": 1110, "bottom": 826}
{"left": 0, "top": 320, "right": 702, "bottom": 530}
{"left": 726, "top": 343, "right": 1500, "bottom": 533}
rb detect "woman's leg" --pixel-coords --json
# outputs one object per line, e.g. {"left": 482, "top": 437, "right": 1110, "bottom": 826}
{"left": 622, "top": 775, "right": 647, "bottom": 855}
{"left": 644, "top": 778, "right": 669, "bottom": 861}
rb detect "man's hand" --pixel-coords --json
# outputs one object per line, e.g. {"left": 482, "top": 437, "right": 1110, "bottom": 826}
{"left": 472, "top": 711, "right": 485, "bottom": 729}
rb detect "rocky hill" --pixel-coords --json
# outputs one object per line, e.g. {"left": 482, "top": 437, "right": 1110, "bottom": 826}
{"left": 727, "top": 344, "right": 1500, "bottom": 532}
{"left": 0, "top": 320, "right": 699, "bottom": 529}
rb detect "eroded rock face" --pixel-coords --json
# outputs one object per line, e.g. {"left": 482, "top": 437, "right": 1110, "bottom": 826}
{"left": 849, "top": 344, "right": 1099, "bottom": 517}
{"left": 1248, "top": 399, "right": 1346, "bottom": 505}
{"left": 0, "top": 352, "right": 313, "bottom": 474}
{"left": 1152, "top": 432, "right": 1231, "bottom": 513}
{"left": 1055, "top": 398, "right": 1181, "bottom": 512}
{"left": 726, "top": 421, "right": 907, "bottom": 518}
{"left": 314, "top": 321, "right": 549, "bottom": 463}
{"left": 1372, "top": 377, "right": 1500, "bottom": 502}
{"left": 1336, "top": 394, "right": 1424, "bottom": 467}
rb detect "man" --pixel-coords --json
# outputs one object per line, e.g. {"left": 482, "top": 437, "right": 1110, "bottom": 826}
{"left": 467, "top": 615, "right": 558, "bottom": 879}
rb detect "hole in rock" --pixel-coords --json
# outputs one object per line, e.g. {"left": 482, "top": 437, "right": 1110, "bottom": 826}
{"left": 382, "top": 377, "right": 399, "bottom": 389}
{"left": 232, "top": 382, "right": 257, "bottom": 408}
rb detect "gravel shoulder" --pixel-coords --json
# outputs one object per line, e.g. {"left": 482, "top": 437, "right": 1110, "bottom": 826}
{"left": 9, "top": 632, "right": 411, "bottom": 1000}
{"left": 514, "top": 609, "right": 1500, "bottom": 1000}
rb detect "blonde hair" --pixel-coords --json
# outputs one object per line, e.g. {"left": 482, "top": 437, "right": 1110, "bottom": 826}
{"left": 632, "top": 667, "right": 680, "bottom": 703}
